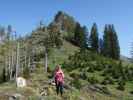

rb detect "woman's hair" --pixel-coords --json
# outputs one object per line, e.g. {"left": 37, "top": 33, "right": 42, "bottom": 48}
{"left": 56, "top": 65, "right": 61, "bottom": 71}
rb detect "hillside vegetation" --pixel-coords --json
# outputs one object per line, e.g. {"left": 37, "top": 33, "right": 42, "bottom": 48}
{"left": 0, "top": 11, "right": 132, "bottom": 100}
{"left": 0, "top": 41, "right": 132, "bottom": 100}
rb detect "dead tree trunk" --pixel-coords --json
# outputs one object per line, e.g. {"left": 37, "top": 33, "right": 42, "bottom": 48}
{"left": 25, "top": 54, "right": 27, "bottom": 68}
{"left": 44, "top": 47, "right": 48, "bottom": 73}
{"left": 28, "top": 56, "right": 30, "bottom": 68}
{"left": 8, "top": 54, "right": 11, "bottom": 80}
{"left": 16, "top": 42, "right": 20, "bottom": 79}
{"left": 10, "top": 51, "right": 14, "bottom": 80}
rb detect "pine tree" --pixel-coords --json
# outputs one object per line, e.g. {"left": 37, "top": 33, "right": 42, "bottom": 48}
{"left": 99, "top": 38, "right": 104, "bottom": 54}
{"left": 74, "top": 22, "right": 84, "bottom": 47}
{"left": 0, "top": 26, "right": 6, "bottom": 43}
{"left": 90, "top": 23, "right": 99, "bottom": 52}
{"left": 111, "top": 25, "right": 120, "bottom": 59}
{"left": 7, "top": 25, "right": 12, "bottom": 41}
{"left": 81, "top": 26, "right": 89, "bottom": 49}
{"left": 51, "top": 11, "right": 76, "bottom": 40}
{"left": 103, "top": 24, "right": 110, "bottom": 57}
{"left": 102, "top": 24, "right": 120, "bottom": 59}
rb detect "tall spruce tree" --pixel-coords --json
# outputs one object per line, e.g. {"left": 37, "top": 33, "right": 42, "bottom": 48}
{"left": 82, "top": 26, "right": 89, "bottom": 49}
{"left": 99, "top": 38, "right": 104, "bottom": 54}
{"left": 90, "top": 23, "right": 99, "bottom": 52}
{"left": 51, "top": 11, "right": 76, "bottom": 40}
{"left": 103, "top": 24, "right": 120, "bottom": 59}
{"left": 0, "top": 26, "right": 6, "bottom": 43}
{"left": 111, "top": 25, "right": 120, "bottom": 59}
{"left": 103, "top": 24, "right": 110, "bottom": 57}
{"left": 7, "top": 25, "right": 12, "bottom": 41}
{"left": 74, "top": 22, "right": 84, "bottom": 47}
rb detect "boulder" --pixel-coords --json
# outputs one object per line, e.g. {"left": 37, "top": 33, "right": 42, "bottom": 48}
{"left": 9, "top": 93, "right": 24, "bottom": 100}
{"left": 16, "top": 77, "right": 27, "bottom": 88}
{"left": 83, "top": 84, "right": 111, "bottom": 95}
{"left": 39, "top": 86, "right": 48, "bottom": 96}
{"left": 48, "top": 79, "right": 56, "bottom": 86}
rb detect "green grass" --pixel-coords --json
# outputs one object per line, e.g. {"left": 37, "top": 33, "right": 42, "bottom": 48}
{"left": 0, "top": 40, "right": 133, "bottom": 100}
{"left": 48, "top": 40, "right": 79, "bottom": 69}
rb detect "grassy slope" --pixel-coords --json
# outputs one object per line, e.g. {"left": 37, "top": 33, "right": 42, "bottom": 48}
{"left": 0, "top": 40, "right": 132, "bottom": 100}
{"left": 48, "top": 40, "right": 79, "bottom": 69}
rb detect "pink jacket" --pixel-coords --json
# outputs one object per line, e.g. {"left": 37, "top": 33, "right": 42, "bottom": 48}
{"left": 54, "top": 69, "right": 64, "bottom": 84}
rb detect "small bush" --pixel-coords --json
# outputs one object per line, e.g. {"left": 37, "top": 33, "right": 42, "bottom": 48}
{"left": 101, "top": 76, "right": 114, "bottom": 85}
{"left": 117, "top": 79, "right": 126, "bottom": 91}
{"left": 70, "top": 72, "right": 80, "bottom": 79}
{"left": 130, "top": 91, "right": 133, "bottom": 94}
{"left": 71, "top": 79, "right": 82, "bottom": 90}
{"left": 47, "top": 67, "right": 52, "bottom": 73}
{"left": 88, "top": 76, "right": 99, "bottom": 84}
{"left": 36, "top": 63, "right": 43, "bottom": 68}
{"left": 23, "top": 67, "right": 30, "bottom": 79}
{"left": 87, "top": 67, "right": 95, "bottom": 73}
{"left": 102, "top": 86, "right": 110, "bottom": 95}
{"left": 80, "top": 71, "right": 88, "bottom": 80}
{"left": 101, "top": 72, "right": 106, "bottom": 76}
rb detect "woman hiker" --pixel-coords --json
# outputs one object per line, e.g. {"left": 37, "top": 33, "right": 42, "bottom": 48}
{"left": 54, "top": 65, "right": 64, "bottom": 96}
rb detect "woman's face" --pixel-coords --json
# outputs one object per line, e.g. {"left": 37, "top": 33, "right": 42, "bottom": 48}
{"left": 56, "top": 66, "right": 60, "bottom": 71}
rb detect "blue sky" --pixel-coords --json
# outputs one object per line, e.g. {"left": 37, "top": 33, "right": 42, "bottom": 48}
{"left": 0, "top": 0, "right": 133, "bottom": 57}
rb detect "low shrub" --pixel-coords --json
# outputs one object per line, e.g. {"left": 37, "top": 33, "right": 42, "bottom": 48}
{"left": 101, "top": 76, "right": 114, "bottom": 85}
{"left": 70, "top": 72, "right": 80, "bottom": 79}
{"left": 87, "top": 67, "right": 95, "bottom": 73}
{"left": 23, "top": 67, "right": 30, "bottom": 79}
{"left": 130, "top": 91, "right": 133, "bottom": 94}
{"left": 71, "top": 79, "right": 82, "bottom": 90}
{"left": 117, "top": 79, "right": 126, "bottom": 91}
{"left": 88, "top": 76, "right": 99, "bottom": 84}
{"left": 80, "top": 71, "right": 88, "bottom": 80}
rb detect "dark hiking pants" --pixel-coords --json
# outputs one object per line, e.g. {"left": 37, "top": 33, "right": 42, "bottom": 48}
{"left": 56, "top": 81, "right": 63, "bottom": 96}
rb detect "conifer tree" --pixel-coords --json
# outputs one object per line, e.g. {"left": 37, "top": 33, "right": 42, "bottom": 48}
{"left": 81, "top": 26, "right": 89, "bottom": 49}
{"left": 103, "top": 24, "right": 110, "bottom": 57}
{"left": 90, "top": 23, "right": 99, "bottom": 52}
{"left": 99, "top": 38, "right": 104, "bottom": 54}
{"left": 74, "top": 22, "right": 84, "bottom": 47}
{"left": 51, "top": 11, "right": 76, "bottom": 40}
{"left": 7, "top": 25, "right": 12, "bottom": 41}
{"left": 103, "top": 24, "right": 120, "bottom": 59}
{"left": 111, "top": 25, "right": 120, "bottom": 59}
